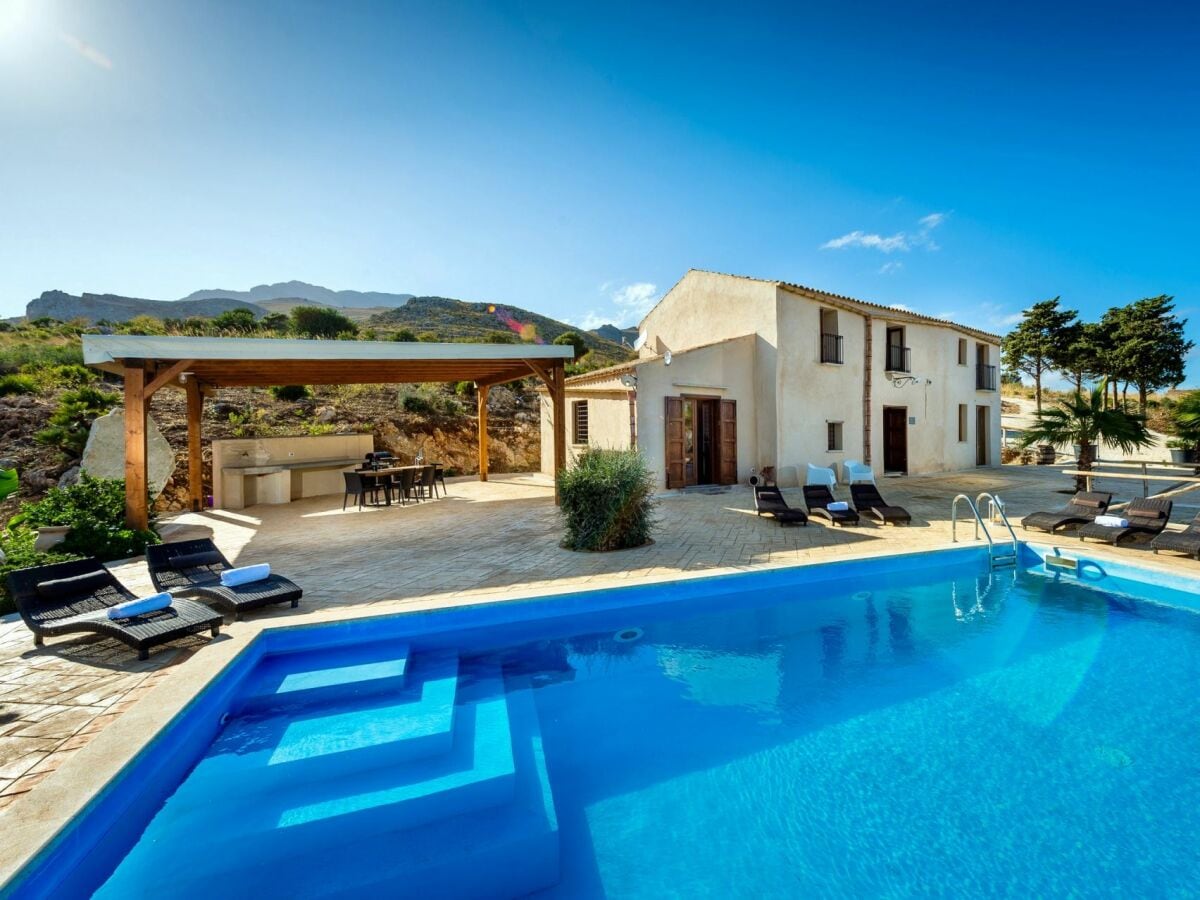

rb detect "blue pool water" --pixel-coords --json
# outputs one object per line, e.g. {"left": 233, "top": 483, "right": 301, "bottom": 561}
{"left": 13, "top": 547, "right": 1200, "bottom": 898}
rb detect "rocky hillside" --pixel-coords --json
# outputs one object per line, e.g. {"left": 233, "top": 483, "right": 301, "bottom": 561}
{"left": 590, "top": 323, "right": 638, "bottom": 346}
{"left": 180, "top": 281, "right": 413, "bottom": 309}
{"left": 371, "top": 297, "right": 628, "bottom": 361}
{"left": 0, "top": 380, "right": 541, "bottom": 519}
{"left": 27, "top": 291, "right": 266, "bottom": 324}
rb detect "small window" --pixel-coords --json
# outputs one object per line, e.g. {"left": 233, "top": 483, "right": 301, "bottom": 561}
{"left": 827, "top": 421, "right": 844, "bottom": 452}
{"left": 957, "top": 339, "right": 967, "bottom": 366}
{"left": 957, "top": 404, "right": 968, "bottom": 443}
{"left": 572, "top": 400, "right": 589, "bottom": 445}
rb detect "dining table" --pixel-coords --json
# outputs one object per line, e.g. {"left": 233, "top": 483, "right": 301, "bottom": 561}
{"left": 355, "top": 463, "right": 440, "bottom": 506}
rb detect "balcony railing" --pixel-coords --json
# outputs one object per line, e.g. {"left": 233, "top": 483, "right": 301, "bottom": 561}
{"left": 820, "top": 332, "right": 843, "bottom": 364}
{"left": 976, "top": 363, "right": 997, "bottom": 391}
{"left": 885, "top": 345, "right": 911, "bottom": 373}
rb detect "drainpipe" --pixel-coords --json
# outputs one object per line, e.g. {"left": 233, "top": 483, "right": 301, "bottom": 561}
{"left": 863, "top": 314, "right": 872, "bottom": 466}
{"left": 627, "top": 390, "right": 637, "bottom": 448}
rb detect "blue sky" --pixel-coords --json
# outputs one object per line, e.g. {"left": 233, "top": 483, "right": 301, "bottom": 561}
{"left": 1, "top": 1, "right": 1198, "bottom": 376}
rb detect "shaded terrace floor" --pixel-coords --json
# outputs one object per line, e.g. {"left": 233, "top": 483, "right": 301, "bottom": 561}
{"left": 2, "top": 465, "right": 1199, "bottom": 811}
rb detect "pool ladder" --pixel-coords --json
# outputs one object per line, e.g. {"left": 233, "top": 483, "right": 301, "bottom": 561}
{"left": 952, "top": 492, "right": 1019, "bottom": 569}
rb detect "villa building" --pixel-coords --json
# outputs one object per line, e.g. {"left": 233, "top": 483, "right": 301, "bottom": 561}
{"left": 540, "top": 269, "right": 1002, "bottom": 488}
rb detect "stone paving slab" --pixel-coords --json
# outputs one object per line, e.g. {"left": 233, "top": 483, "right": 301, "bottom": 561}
{"left": 1, "top": 467, "right": 1198, "bottom": 813}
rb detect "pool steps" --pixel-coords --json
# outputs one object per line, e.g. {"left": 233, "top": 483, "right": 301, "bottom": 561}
{"left": 94, "top": 647, "right": 560, "bottom": 898}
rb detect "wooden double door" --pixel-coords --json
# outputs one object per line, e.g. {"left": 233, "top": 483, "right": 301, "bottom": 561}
{"left": 665, "top": 396, "right": 737, "bottom": 488}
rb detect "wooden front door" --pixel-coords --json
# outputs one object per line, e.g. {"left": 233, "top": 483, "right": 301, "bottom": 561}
{"left": 665, "top": 397, "right": 685, "bottom": 488}
{"left": 883, "top": 407, "right": 908, "bottom": 474}
{"left": 718, "top": 399, "right": 737, "bottom": 485}
{"left": 976, "top": 405, "right": 989, "bottom": 466}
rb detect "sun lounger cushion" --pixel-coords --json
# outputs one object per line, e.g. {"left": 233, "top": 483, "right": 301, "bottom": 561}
{"left": 1094, "top": 515, "right": 1128, "bottom": 528}
{"left": 107, "top": 592, "right": 172, "bottom": 620}
{"left": 220, "top": 564, "right": 271, "bottom": 587}
{"left": 169, "top": 550, "right": 224, "bottom": 570}
{"left": 36, "top": 571, "right": 112, "bottom": 601}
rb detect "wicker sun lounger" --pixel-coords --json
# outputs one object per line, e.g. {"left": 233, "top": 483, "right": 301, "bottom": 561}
{"left": 1021, "top": 491, "right": 1112, "bottom": 534}
{"left": 146, "top": 539, "right": 302, "bottom": 620}
{"left": 1077, "top": 497, "right": 1173, "bottom": 545}
{"left": 802, "top": 485, "right": 860, "bottom": 526}
{"left": 753, "top": 486, "right": 808, "bottom": 526}
{"left": 7, "top": 557, "right": 222, "bottom": 660}
{"left": 850, "top": 484, "right": 911, "bottom": 525}
{"left": 1151, "top": 512, "right": 1200, "bottom": 558}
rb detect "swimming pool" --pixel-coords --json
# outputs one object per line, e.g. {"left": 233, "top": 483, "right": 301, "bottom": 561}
{"left": 6, "top": 544, "right": 1200, "bottom": 897}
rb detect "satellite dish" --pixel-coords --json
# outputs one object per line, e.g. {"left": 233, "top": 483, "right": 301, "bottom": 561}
{"left": 664, "top": 350, "right": 672, "bottom": 366}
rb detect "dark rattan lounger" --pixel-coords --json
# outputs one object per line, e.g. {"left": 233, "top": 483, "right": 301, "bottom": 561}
{"left": 1021, "top": 491, "right": 1112, "bottom": 533}
{"left": 6, "top": 557, "right": 222, "bottom": 660}
{"left": 753, "top": 486, "right": 808, "bottom": 526}
{"left": 1077, "top": 497, "right": 1173, "bottom": 545}
{"left": 850, "top": 484, "right": 911, "bottom": 525}
{"left": 1151, "top": 512, "right": 1200, "bottom": 558}
{"left": 146, "top": 539, "right": 302, "bottom": 621}
{"left": 802, "top": 485, "right": 860, "bottom": 526}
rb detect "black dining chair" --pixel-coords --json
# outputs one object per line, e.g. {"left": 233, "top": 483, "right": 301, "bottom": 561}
{"left": 417, "top": 465, "right": 437, "bottom": 500}
{"left": 397, "top": 468, "right": 419, "bottom": 505}
{"left": 433, "top": 464, "right": 447, "bottom": 498}
{"left": 342, "top": 472, "right": 381, "bottom": 510}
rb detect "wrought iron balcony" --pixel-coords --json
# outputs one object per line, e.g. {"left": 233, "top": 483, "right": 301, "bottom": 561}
{"left": 976, "top": 364, "right": 997, "bottom": 391}
{"left": 885, "top": 345, "right": 911, "bottom": 373}
{"left": 820, "top": 332, "right": 843, "bottom": 364}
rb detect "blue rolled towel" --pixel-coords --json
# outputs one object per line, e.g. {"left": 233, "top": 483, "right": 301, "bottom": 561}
{"left": 220, "top": 563, "right": 271, "bottom": 587}
{"left": 107, "top": 592, "right": 172, "bottom": 620}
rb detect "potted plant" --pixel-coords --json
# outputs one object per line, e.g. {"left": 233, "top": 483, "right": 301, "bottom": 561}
{"left": 1166, "top": 439, "right": 1190, "bottom": 465}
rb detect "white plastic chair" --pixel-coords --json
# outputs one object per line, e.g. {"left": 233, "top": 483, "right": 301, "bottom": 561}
{"left": 805, "top": 464, "right": 837, "bottom": 489}
{"left": 842, "top": 460, "right": 876, "bottom": 485}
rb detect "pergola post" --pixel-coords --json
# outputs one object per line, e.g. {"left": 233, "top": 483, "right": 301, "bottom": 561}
{"left": 186, "top": 377, "right": 204, "bottom": 511}
{"left": 123, "top": 362, "right": 148, "bottom": 530}
{"left": 551, "top": 362, "right": 566, "bottom": 500}
{"left": 476, "top": 384, "right": 489, "bottom": 482}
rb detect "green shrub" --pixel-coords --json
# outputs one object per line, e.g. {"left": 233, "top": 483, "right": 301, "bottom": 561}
{"left": 271, "top": 384, "right": 311, "bottom": 402}
{"left": 401, "top": 392, "right": 435, "bottom": 415}
{"left": 557, "top": 449, "right": 656, "bottom": 551}
{"left": 34, "top": 386, "right": 119, "bottom": 456}
{"left": 211, "top": 308, "right": 258, "bottom": 333}
{"left": 20, "top": 363, "right": 96, "bottom": 389}
{"left": 9, "top": 473, "right": 159, "bottom": 562}
{"left": 0, "top": 341, "right": 84, "bottom": 371}
{"left": 290, "top": 306, "right": 358, "bottom": 339}
{"left": 390, "top": 328, "right": 418, "bottom": 342}
{"left": 0, "top": 373, "right": 36, "bottom": 396}
{"left": 0, "top": 529, "right": 83, "bottom": 615}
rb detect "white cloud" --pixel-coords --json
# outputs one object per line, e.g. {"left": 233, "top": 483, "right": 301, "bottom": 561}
{"left": 879, "top": 261, "right": 904, "bottom": 275}
{"left": 822, "top": 211, "right": 948, "bottom": 255}
{"left": 59, "top": 32, "right": 112, "bottom": 69}
{"left": 889, "top": 303, "right": 913, "bottom": 312}
{"left": 823, "top": 230, "right": 909, "bottom": 253}
{"left": 568, "top": 281, "right": 661, "bottom": 331}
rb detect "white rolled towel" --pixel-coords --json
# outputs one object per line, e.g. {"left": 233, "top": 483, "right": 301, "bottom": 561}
{"left": 107, "top": 592, "right": 172, "bottom": 620}
{"left": 220, "top": 564, "right": 271, "bottom": 587}
{"left": 1094, "top": 514, "right": 1129, "bottom": 528}
{"left": 827, "top": 501, "right": 850, "bottom": 512}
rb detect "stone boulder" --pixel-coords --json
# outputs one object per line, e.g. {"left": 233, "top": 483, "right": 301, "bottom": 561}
{"left": 80, "top": 408, "right": 174, "bottom": 498}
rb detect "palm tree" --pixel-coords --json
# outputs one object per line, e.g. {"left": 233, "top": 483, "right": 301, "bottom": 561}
{"left": 1019, "top": 380, "right": 1152, "bottom": 491}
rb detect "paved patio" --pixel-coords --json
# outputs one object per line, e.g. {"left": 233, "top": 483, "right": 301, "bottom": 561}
{"left": 2, "top": 465, "right": 1199, "bottom": 812}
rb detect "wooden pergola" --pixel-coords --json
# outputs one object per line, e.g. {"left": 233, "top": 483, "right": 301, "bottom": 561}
{"left": 82, "top": 335, "right": 573, "bottom": 528}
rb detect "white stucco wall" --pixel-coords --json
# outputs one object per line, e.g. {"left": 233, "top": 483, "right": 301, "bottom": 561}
{"left": 538, "top": 383, "right": 634, "bottom": 476}
{"left": 866, "top": 318, "right": 1002, "bottom": 475}
{"left": 638, "top": 271, "right": 780, "bottom": 470}
{"left": 774, "top": 291, "right": 869, "bottom": 486}
{"left": 634, "top": 333, "right": 759, "bottom": 488}
{"left": 540, "top": 271, "right": 1003, "bottom": 488}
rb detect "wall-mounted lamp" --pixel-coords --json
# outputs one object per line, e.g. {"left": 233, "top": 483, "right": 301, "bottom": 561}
{"left": 663, "top": 350, "right": 673, "bottom": 366}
